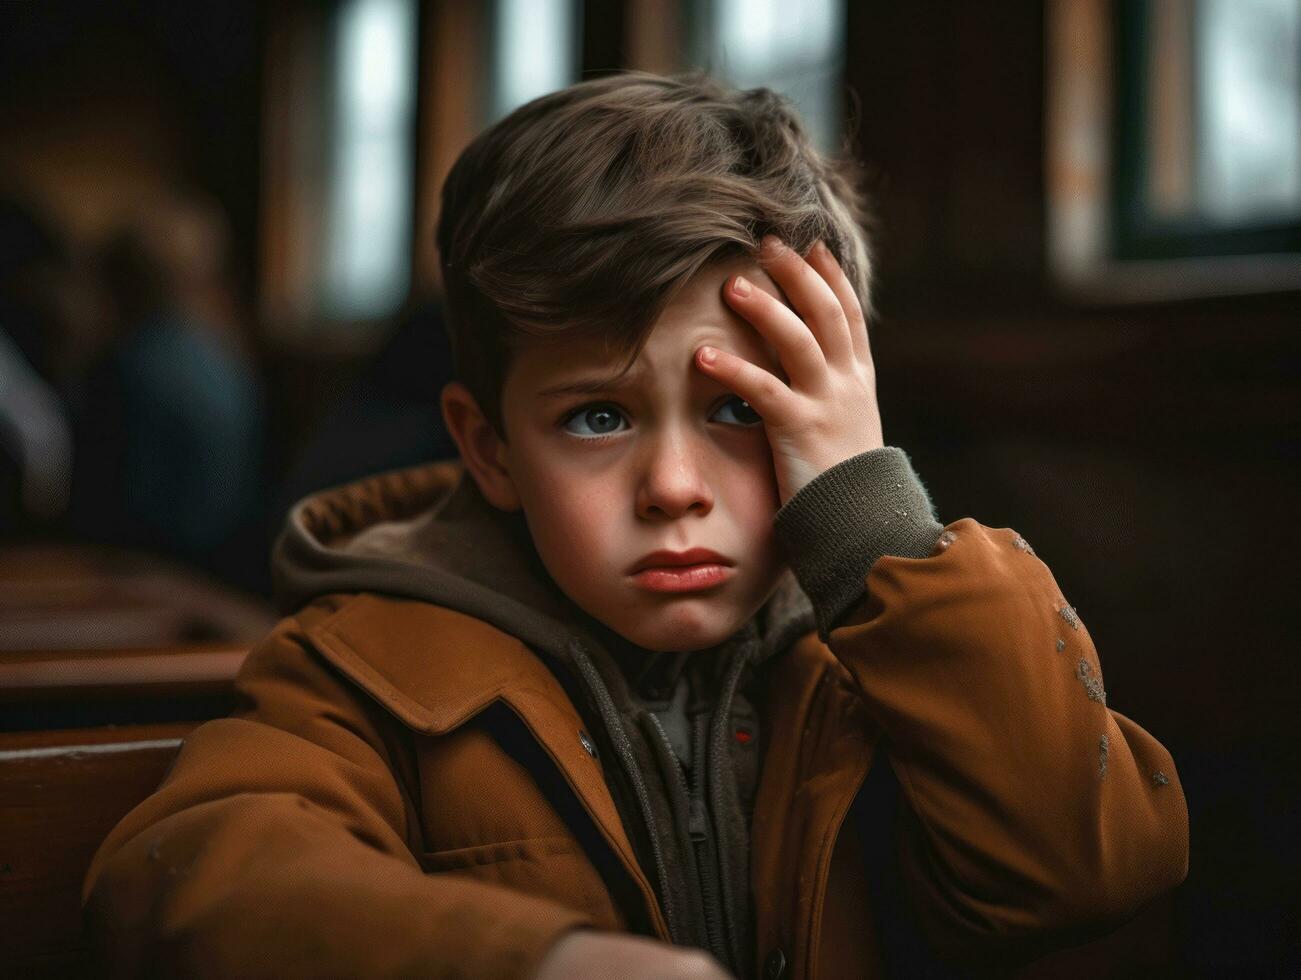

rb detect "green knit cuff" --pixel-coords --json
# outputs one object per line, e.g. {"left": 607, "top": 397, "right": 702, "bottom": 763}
{"left": 773, "top": 446, "right": 944, "bottom": 641}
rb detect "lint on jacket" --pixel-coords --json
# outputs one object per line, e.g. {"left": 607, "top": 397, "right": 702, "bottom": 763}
{"left": 81, "top": 446, "right": 1190, "bottom": 980}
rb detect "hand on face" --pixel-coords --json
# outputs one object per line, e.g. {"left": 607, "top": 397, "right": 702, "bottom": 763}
{"left": 696, "top": 235, "right": 884, "bottom": 508}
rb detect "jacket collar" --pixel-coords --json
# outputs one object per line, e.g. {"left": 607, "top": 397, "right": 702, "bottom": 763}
{"left": 301, "top": 589, "right": 675, "bottom": 939}
{"left": 302, "top": 591, "right": 577, "bottom": 736}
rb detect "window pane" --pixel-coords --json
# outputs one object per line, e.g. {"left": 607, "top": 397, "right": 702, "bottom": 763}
{"left": 490, "top": 0, "right": 580, "bottom": 123}
{"left": 1196, "top": 0, "right": 1301, "bottom": 224}
{"left": 701, "top": 0, "right": 847, "bottom": 153}
{"left": 324, "top": 0, "right": 418, "bottom": 319}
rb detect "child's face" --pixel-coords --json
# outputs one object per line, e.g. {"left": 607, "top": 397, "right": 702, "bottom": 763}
{"left": 495, "top": 256, "right": 791, "bottom": 653}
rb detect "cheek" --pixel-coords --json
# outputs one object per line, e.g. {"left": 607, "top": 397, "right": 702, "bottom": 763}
{"left": 733, "top": 479, "right": 781, "bottom": 533}
{"left": 723, "top": 464, "right": 783, "bottom": 558}
{"left": 724, "top": 447, "right": 782, "bottom": 517}
{"left": 516, "top": 461, "right": 621, "bottom": 571}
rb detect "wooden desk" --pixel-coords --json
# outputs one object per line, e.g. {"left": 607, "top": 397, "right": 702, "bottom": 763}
{"left": 1, "top": 723, "right": 198, "bottom": 977}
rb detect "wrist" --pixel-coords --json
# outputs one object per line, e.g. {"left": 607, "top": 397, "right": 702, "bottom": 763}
{"left": 774, "top": 446, "right": 944, "bottom": 640}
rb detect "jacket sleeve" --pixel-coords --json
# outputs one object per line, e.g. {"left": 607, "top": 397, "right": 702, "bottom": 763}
{"left": 773, "top": 447, "right": 1190, "bottom": 970}
{"left": 81, "top": 599, "right": 595, "bottom": 980}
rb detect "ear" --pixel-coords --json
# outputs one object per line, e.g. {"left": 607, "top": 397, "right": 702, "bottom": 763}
{"left": 439, "top": 381, "right": 521, "bottom": 512}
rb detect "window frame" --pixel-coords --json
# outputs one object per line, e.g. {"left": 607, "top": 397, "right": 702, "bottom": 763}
{"left": 1110, "top": 0, "right": 1301, "bottom": 262}
{"left": 1046, "top": 0, "right": 1301, "bottom": 304}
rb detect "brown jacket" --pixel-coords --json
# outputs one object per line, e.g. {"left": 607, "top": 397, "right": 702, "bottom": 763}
{"left": 82, "top": 452, "right": 1189, "bottom": 979}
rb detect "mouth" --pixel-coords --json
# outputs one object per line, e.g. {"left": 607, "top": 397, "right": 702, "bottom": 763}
{"left": 627, "top": 548, "right": 735, "bottom": 593}
{"left": 627, "top": 547, "right": 733, "bottom": 574}
{"left": 629, "top": 563, "right": 736, "bottom": 593}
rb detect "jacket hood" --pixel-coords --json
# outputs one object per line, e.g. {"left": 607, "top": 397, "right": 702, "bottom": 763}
{"left": 271, "top": 460, "right": 817, "bottom": 682}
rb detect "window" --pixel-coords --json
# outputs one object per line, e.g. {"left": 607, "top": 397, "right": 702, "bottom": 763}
{"left": 324, "top": 0, "right": 419, "bottom": 319}
{"left": 1047, "top": 0, "right": 1301, "bottom": 300}
{"left": 486, "top": 0, "right": 582, "bottom": 124}
{"left": 260, "top": 0, "right": 418, "bottom": 336}
{"left": 1114, "top": 0, "right": 1301, "bottom": 260}
{"left": 687, "top": 0, "right": 848, "bottom": 154}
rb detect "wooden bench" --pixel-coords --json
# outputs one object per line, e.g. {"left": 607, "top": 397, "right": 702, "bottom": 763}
{"left": 1, "top": 642, "right": 249, "bottom": 977}
{"left": 0, "top": 542, "right": 276, "bottom": 653}
{"left": 1, "top": 723, "right": 196, "bottom": 977}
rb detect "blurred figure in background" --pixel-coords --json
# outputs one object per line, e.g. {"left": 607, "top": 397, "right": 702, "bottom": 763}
{"left": 274, "top": 296, "right": 457, "bottom": 517}
{"left": 68, "top": 190, "right": 263, "bottom": 572}
{"left": 0, "top": 194, "right": 78, "bottom": 536}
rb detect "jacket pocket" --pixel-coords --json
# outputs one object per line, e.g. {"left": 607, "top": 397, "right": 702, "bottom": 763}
{"left": 417, "top": 833, "right": 578, "bottom": 873}
{"left": 417, "top": 833, "right": 627, "bottom": 931}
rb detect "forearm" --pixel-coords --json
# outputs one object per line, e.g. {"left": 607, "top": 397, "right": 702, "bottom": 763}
{"left": 84, "top": 771, "right": 589, "bottom": 980}
{"left": 773, "top": 446, "right": 944, "bottom": 642}
{"left": 774, "top": 448, "right": 1190, "bottom": 960}
{"left": 82, "top": 612, "right": 595, "bottom": 979}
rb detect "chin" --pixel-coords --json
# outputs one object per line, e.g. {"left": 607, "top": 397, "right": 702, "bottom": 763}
{"left": 622, "top": 610, "right": 735, "bottom": 654}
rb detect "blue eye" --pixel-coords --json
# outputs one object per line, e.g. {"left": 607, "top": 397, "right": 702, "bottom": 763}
{"left": 560, "top": 397, "right": 762, "bottom": 440}
{"left": 712, "top": 396, "right": 762, "bottom": 426}
{"left": 561, "top": 403, "right": 628, "bottom": 438}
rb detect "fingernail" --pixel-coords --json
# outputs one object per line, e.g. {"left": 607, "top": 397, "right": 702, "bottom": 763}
{"left": 698, "top": 346, "right": 716, "bottom": 364}
{"left": 760, "top": 234, "right": 782, "bottom": 256}
{"left": 732, "top": 275, "right": 751, "bottom": 297}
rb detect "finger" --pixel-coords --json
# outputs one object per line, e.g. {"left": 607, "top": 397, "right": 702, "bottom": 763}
{"left": 758, "top": 235, "right": 855, "bottom": 366}
{"left": 723, "top": 274, "right": 826, "bottom": 390}
{"left": 804, "top": 240, "right": 874, "bottom": 365}
{"left": 694, "top": 345, "right": 793, "bottom": 425}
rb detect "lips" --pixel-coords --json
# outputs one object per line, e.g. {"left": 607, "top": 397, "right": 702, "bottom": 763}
{"left": 627, "top": 547, "right": 733, "bottom": 574}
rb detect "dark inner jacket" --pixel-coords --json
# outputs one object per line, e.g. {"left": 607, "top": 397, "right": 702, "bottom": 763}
{"left": 272, "top": 463, "right": 827, "bottom": 977}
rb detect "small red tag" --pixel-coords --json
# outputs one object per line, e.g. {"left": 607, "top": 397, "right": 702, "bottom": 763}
{"left": 734, "top": 728, "right": 753, "bottom": 744}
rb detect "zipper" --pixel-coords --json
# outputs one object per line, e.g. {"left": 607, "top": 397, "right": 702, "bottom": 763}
{"left": 565, "top": 631, "right": 758, "bottom": 973}
{"left": 643, "top": 709, "right": 730, "bottom": 968}
{"left": 690, "top": 711, "right": 730, "bottom": 967}
{"left": 566, "top": 640, "right": 685, "bottom": 945}
{"left": 707, "top": 636, "right": 760, "bottom": 977}
{"left": 650, "top": 635, "right": 760, "bottom": 977}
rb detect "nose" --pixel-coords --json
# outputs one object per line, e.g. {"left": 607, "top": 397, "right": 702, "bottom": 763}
{"left": 635, "top": 428, "right": 713, "bottom": 520}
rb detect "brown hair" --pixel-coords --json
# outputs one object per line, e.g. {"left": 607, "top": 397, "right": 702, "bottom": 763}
{"left": 436, "top": 70, "right": 873, "bottom": 440}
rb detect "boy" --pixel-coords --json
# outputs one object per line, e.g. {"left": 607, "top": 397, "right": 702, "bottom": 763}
{"left": 82, "top": 72, "right": 1188, "bottom": 979}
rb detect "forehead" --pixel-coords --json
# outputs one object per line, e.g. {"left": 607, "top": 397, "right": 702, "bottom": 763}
{"left": 511, "top": 255, "right": 786, "bottom": 395}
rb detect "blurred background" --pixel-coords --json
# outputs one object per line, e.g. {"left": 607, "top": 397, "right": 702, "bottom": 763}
{"left": 0, "top": 1, "right": 1296, "bottom": 977}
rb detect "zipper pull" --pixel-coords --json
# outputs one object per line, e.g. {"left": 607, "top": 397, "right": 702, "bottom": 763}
{"left": 689, "top": 795, "right": 709, "bottom": 841}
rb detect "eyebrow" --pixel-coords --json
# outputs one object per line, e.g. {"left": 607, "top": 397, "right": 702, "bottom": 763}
{"left": 536, "top": 372, "right": 641, "bottom": 399}
{"left": 534, "top": 334, "right": 738, "bottom": 400}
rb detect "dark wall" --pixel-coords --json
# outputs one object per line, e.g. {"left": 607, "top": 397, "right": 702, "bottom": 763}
{"left": 0, "top": 0, "right": 264, "bottom": 302}
{"left": 845, "top": 4, "right": 1298, "bottom": 977}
